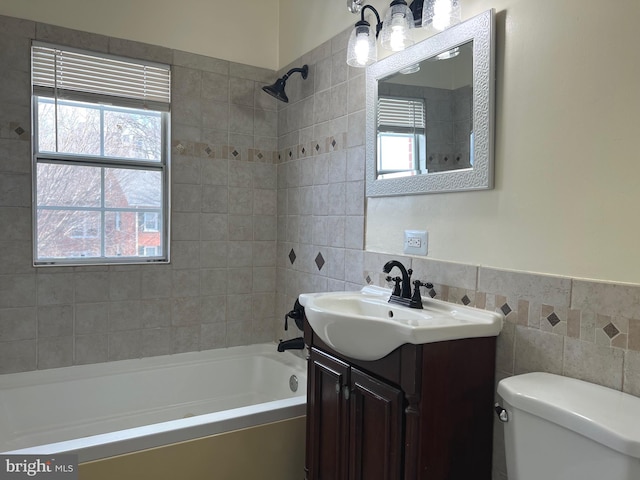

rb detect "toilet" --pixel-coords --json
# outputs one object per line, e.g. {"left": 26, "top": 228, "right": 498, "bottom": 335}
{"left": 497, "top": 372, "right": 640, "bottom": 479}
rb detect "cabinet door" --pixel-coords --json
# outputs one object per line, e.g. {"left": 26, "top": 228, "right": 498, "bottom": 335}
{"left": 348, "top": 368, "right": 403, "bottom": 480}
{"left": 307, "top": 348, "right": 350, "bottom": 480}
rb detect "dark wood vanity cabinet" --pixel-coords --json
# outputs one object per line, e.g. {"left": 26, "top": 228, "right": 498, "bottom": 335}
{"left": 304, "top": 325, "right": 497, "bottom": 480}
{"left": 307, "top": 348, "right": 403, "bottom": 480}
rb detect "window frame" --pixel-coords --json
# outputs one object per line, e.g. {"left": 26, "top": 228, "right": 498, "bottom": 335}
{"left": 377, "top": 131, "right": 422, "bottom": 175}
{"left": 31, "top": 43, "right": 171, "bottom": 267}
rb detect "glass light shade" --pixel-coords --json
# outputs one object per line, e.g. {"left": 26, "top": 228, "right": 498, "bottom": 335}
{"left": 380, "top": 2, "right": 415, "bottom": 52}
{"left": 422, "top": 0, "right": 461, "bottom": 32}
{"left": 399, "top": 63, "right": 420, "bottom": 74}
{"left": 347, "top": 23, "right": 377, "bottom": 67}
{"left": 436, "top": 46, "right": 460, "bottom": 60}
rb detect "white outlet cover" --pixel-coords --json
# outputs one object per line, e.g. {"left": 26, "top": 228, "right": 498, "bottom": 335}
{"left": 404, "top": 230, "right": 428, "bottom": 255}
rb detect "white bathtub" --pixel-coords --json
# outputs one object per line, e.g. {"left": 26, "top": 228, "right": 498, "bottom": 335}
{"left": 0, "top": 343, "right": 307, "bottom": 463}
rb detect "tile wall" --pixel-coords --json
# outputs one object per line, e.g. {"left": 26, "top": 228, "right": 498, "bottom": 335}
{"left": 0, "top": 14, "right": 280, "bottom": 372}
{"left": 274, "top": 28, "right": 368, "bottom": 340}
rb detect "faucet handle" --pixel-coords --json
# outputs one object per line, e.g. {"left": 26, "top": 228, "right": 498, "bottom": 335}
{"left": 410, "top": 279, "right": 424, "bottom": 309}
{"left": 414, "top": 280, "right": 434, "bottom": 290}
{"left": 412, "top": 280, "right": 434, "bottom": 295}
{"left": 410, "top": 279, "right": 434, "bottom": 309}
{"left": 386, "top": 276, "right": 402, "bottom": 296}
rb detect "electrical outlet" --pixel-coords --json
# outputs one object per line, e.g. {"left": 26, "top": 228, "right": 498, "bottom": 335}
{"left": 404, "top": 230, "right": 428, "bottom": 255}
{"left": 407, "top": 237, "right": 422, "bottom": 248}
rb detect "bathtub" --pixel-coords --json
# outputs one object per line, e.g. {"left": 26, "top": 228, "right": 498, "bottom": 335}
{"left": 0, "top": 343, "right": 307, "bottom": 468}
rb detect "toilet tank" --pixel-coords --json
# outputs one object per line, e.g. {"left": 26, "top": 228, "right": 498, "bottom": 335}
{"left": 497, "top": 372, "right": 640, "bottom": 480}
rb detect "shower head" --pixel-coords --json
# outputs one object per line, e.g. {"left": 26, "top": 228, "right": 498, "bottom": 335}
{"left": 262, "top": 77, "right": 289, "bottom": 103}
{"left": 262, "top": 65, "right": 309, "bottom": 103}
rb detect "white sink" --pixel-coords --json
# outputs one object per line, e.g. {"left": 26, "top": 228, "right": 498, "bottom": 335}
{"left": 298, "top": 286, "right": 503, "bottom": 361}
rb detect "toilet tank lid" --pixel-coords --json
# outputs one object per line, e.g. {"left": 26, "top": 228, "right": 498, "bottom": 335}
{"left": 498, "top": 372, "right": 640, "bottom": 459}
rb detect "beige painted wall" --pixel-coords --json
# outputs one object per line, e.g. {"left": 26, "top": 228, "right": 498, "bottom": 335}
{"left": 278, "top": 0, "right": 472, "bottom": 67}
{"left": 368, "top": 0, "right": 640, "bottom": 284}
{"left": 280, "top": 0, "right": 423, "bottom": 67}
{"left": 282, "top": 0, "right": 640, "bottom": 284}
{"left": 0, "top": 0, "right": 279, "bottom": 69}
{"left": 277, "top": 0, "right": 374, "bottom": 67}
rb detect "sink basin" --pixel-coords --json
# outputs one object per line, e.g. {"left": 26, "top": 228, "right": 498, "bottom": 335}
{"left": 298, "top": 286, "right": 503, "bottom": 361}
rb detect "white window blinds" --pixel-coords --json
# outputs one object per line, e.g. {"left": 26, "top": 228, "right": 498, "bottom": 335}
{"left": 32, "top": 42, "right": 171, "bottom": 110}
{"left": 378, "top": 96, "right": 425, "bottom": 131}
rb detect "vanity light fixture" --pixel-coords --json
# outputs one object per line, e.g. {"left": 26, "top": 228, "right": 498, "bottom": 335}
{"left": 346, "top": 5, "right": 382, "bottom": 67}
{"left": 347, "top": 0, "right": 415, "bottom": 67}
{"left": 422, "top": 0, "right": 461, "bottom": 31}
{"left": 347, "top": 1, "right": 421, "bottom": 68}
{"left": 347, "top": 0, "right": 364, "bottom": 14}
{"left": 380, "top": 0, "right": 415, "bottom": 52}
{"left": 261, "top": 65, "right": 309, "bottom": 103}
{"left": 346, "top": 0, "right": 461, "bottom": 68}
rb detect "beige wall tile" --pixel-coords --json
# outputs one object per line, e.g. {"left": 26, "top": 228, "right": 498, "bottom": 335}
{"left": 36, "top": 273, "right": 74, "bottom": 306}
{"left": 514, "top": 326, "right": 563, "bottom": 375}
{"left": 0, "top": 307, "right": 36, "bottom": 341}
{"left": 495, "top": 322, "right": 515, "bottom": 375}
{"left": 75, "top": 334, "right": 108, "bottom": 365}
{"left": 171, "top": 324, "right": 200, "bottom": 353}
{"left": 37, "top": 336, "right": 73, "bottom": 369}
{"left": 628, "top": 319, "right": 640, "bottom": 352}
{"left": 37, "top": 305, "right": 73, "bottom": 338}
{"left": 567, "top": 309, "right": 580, "bottom": 338}
{"left": 572, "top": 280, "right": 640, "bottom": 319}
{"left": 563, "top": 337, "right": 624, "bottom": 390}
{"left": 623, "top": 350, "right": 640, "bottom": 397}
{"left": 478, "top": 268, "right": 571, "bottom": 312}
{"left": 0, "top": 274, "right": 35, "bottom": 308}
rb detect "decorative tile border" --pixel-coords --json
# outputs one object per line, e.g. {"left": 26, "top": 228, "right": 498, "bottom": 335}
{"left": 360, "top": 253, "right": 640, "bottom": 354}
{"left": 278, "top": 132, "right": 347, "bottom": 164}
{"left": 172, "top": 139, "right": 278, "bottom": 164}
{"left": 477, "top": 290, "right": 637, "bottom": 351}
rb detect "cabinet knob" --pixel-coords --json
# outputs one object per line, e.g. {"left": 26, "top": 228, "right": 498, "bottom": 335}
{"left": 343, "top": 385, "right": 351, "bottom": 400}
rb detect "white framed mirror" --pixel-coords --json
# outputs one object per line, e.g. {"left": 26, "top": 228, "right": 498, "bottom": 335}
{"left": 366, "top": 9, "right": 495, "bottom": 196}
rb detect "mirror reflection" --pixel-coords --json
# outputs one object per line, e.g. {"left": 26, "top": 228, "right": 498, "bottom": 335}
{"left": 366, "top": 9, "right": 494, "bottom": 197}
{"left": 376, "top": 41, "right": 473, "bottom": 179}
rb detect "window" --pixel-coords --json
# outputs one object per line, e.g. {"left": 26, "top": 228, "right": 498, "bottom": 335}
{"left": 141, "top": 212, "right": 159, "bottom": 232}
{"left": 32, "top": 43, "right": 171, "bottom": 265}
{"left": 138, "top": 246, "right": 159, "bottom": 257}
{"left": 70, "top": 220, "right": 99, "bottom": 239}
{"left": 377, "top": 96, "right": 426, "bottom": 175}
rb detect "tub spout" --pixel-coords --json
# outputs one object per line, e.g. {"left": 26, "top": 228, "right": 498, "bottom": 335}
{"left": 277, "top": 337, "right": 305, "bottom": 352}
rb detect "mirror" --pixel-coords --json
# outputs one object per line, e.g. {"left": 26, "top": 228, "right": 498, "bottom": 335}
{"left": 366, "top": 9, "right": 495, "bottom": 196}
